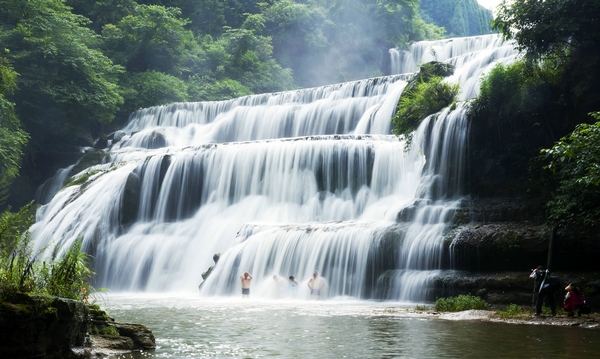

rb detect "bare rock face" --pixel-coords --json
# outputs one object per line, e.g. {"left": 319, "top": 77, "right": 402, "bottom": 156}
{"left": 0, "top": 294, "right": 155, "bottom": 359}
{"left": 0, "top": 294, "right": 89, "bottom": 359}
{"left": 446, "top": 222, "right": 551, "bottom": 271}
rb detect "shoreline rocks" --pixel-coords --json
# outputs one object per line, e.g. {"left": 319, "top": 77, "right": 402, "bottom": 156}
{"left": 0, "top": 293, "right": 155, "bottom": 359}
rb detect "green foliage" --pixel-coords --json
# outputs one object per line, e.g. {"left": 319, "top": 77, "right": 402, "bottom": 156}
{"left": 121, "top": 71, "right": 189, "bottom": 114}
{"left": 44, "top": 240, "right": 93, "bottom": 300}
{"left": 188, "top": 78, "right": 251, "bottom": 102}
{"left": 0, "top": 204, "right": 92, "bottom": 301}
{"left": 420, "top": 0, "right": 492, "bottom": 37}
{"left": 542, "top": 116, "right": 600, "bottom": 229}
{"left": 101, "top": 4, "right": 201, "bottom": 76}
{"left": 0, "top": 0, "right": 123, "bottom": 202}
{"left": 0, "top": 0, "right": 124, "bottom": 126}
{"left": 496, "top": 304, "right": 530, "bottom": 319}
{"left": 494, "top": 0, "right": 600, "bottom": 122}
{"left": 0, "top": 57, "right": 28, "bottom": 207}
{"left": 434, "top": 295, "right": 488, "bottom": 312}
{"left": 495, "top": 0, "right": 600, "bottom": 61}
{"left": 67, "top": 0, "right": 137, "bottom": 31}
{"left": 0, "top": 203, "right": 35, "bottom": 259}
{"left": 392, "top": 72, "right": 458, "bottom": 136}
{"left": 0, "top": 204, "right": 36, "bottom": 294}
{"left": 64, "top": 169, "right": 103, "bottom": 187}
{"left": 467, "top": 60, "right": 571, "bottom": 197}
{"left": 218, "top": 27, "right": 294, "bottom": 93}
{"left": 1, "top": 0, "right": 481, "bottom": 209}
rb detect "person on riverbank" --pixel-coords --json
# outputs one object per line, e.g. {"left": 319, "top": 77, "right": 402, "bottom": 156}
{"left": 564, "top": 283, "right": 589, "bottom": 316}
{"left": 530, "top": 266, "right": 559, "bottom": 316}
{"left": 308, "top": 272, "right": 325, "bottom": 298}
{"left": 241, "top": 272, "right": 253, "bottom": 297}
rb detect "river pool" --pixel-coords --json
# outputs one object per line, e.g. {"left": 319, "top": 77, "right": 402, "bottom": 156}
{"left": 101, "top": 294, "right": 600, "bottom": 358}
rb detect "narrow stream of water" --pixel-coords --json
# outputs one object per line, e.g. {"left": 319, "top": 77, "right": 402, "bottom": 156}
{"left": 103, "top": 295, "right": 600, "bottom": 358}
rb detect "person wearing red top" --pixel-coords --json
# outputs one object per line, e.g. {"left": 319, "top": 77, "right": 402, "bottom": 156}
{"left": 563, "top": 283, "right": 586, "bottom": 316}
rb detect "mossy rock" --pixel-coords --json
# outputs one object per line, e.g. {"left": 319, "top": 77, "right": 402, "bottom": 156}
{"left": 419, "top": 61, "right": 455, "bottom": 79}
{"left": 392, "top": 61, "right": 458, "bottom": 136}
{"left": 70, "top": 149, "right": 107, "bottom": 175}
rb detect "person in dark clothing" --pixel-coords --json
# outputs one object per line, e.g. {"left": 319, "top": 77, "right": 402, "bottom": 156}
{"left": 530, "top": 266, "right": 559, "bottom": 316}
{"left": 198, "top": 253, "right": 220, "bottom": 290}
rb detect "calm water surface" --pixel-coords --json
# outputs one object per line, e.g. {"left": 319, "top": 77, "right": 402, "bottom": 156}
{"left": 102, "top": 294, "right": 600, "bottom": 359}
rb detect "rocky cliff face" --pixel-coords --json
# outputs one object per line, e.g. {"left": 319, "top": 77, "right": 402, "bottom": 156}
{"left": 0, "top": 294, "right": 89, "bottom": 359}
{"left": 0, "top": 293, "right": 155, "bottom": 358}
{"left": 431, "top": 197, "right": 600, "bottom": 307}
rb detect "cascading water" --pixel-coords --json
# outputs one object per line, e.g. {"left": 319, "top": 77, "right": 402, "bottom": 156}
{"left": 389, "top": 33, "right": 519, "bottom": 99}
{"left": 31, "top": 34, "right": 518, "bottom": 301}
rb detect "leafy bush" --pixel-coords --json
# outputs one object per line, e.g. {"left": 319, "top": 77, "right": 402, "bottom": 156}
{"left": 0, "top": 204, "right": 93, "bottom": 301}
{"left": 392, "top": 76, "right": 458, "bottom": 136}
{"left": 542, "top": 115, "right": 600, "bottom": 229}
{"left": 466, "top": 60, "right": 571, "bottom": 198}
{"left": 434, "top": 295, "right": 488, "bottom": 312}
{"left": 0, "top": 58, "right": 28, "bottom": 207}
{"left": 188, "top": 78, "right": 252, "bottom": 102}
{"left": 121, "top": 71, "right": 189, "bottom": 114}
{"left": 0, "top": 204, "right": 38, "bottom": 295}
{"left": 44, "top": 240, "right": 93, "bottom": 300}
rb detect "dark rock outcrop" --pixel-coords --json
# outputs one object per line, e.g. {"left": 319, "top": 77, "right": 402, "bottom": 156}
{"left": 0, "top": 294, "right": 155, "bottom": 358}
{"left": 70, "top": 149, "right": 107, "bottom": 176}
{"left": 446, "top": 222, "right": 551, "bottom": 271}
{"left": 114, "top": 323, "right": 156, "bottom": 350}
{"left": 0, "top": 294, "right": 88, "bottom": 359}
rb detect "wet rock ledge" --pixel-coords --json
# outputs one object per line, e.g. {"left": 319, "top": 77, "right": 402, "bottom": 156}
{"left": 0, "top": 293, "right": 155, "bottom": 358}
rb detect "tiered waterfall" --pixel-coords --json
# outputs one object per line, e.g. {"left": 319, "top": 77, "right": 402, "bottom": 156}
{"left": 31, "top": 34, "right": 517, "bottom": 301}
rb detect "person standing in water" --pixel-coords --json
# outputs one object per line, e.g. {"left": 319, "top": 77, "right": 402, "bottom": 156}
{"left": 241, "top": 272, "right": 252, "bottom": 297}
{"left": 308, "top": 271, "right": 324, "bottom": 298}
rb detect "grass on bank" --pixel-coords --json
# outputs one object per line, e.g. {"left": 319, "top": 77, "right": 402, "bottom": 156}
{"left": 434, "top": 295, "right": 488, "bottom": 312}
{"left": 0, "top": 204, "right": 92, "bottom": 301}
{"left": 495, "top": 304, "right": 532, "bottom": 319}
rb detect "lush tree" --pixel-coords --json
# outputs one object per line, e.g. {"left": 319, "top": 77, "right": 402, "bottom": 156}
{"left": 101, "top": 4, "right": 202, "bottom": 76}
{"left": 495, "top": 0, "right": 600, "bottom": 61}
{"left": 542, "top": 114, "right": 600, "bottom": 230}
{"left": 0, "top": 0, "right": 123, "bottom": 126}
{"left": 121, "top": 71, "right": 189, "bottom": 114}
{"left": 0, "top": 0, "right": 122, "bottom": 206}
{"left": 188, "top": 78, "right": 251, "bottom": 102}
{"left": 0, "top": 57, "right": 28, "bottom": 207}
{"left": 67, "top": 0, "right": 137, "bottom": 30}
{"left": 135, "top": 0, "right": 261, "bottom": 35}
{"left": 467, "top": 61, "right": 569, "bottom": 197}
{"left": 468, "top": 0, "right": 600, "bottom": 200}
{"left": 494, "top": 0, "right": 600, "bottom": 118}
{"left": 420, "top": 0, "right": 492, "bottom": 37}
{"left": 220, "top": 24, "right": 294, "bottom": 93}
